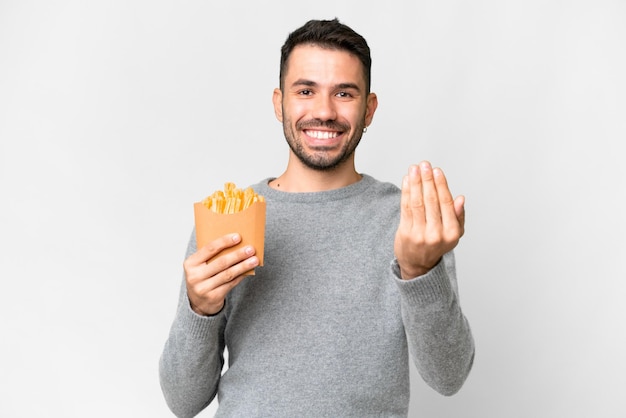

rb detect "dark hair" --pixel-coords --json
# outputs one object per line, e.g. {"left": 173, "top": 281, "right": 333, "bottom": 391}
{"left": 279, "top": 18, "right": 372, "bottom": 93}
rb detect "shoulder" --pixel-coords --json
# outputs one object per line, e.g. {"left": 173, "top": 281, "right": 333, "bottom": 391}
{"left": 354, "top": 175, "right": 401, "bottom": 221}
{"left": 360, "top": 174, "right": 400, "bottom": 201}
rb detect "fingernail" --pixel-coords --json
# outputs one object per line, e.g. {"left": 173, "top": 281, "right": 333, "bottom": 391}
{"left": 245, "top": 246, "right": 254, "bottom": 255}
{"left": 232, "top": 233, "right": 241, "bottom": 242}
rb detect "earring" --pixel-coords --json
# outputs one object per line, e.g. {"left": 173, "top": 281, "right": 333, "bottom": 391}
{"left": 363, "top": 126, "right": 368, "bottom": 133}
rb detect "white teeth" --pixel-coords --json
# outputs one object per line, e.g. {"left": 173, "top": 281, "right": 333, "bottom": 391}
{"left": 306, "top": 130, "right": 339, "bottom": 139}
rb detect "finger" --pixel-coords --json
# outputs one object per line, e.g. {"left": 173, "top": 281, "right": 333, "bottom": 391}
{"left": 196, "top": 253, "right": 259, "bottom": 293}
{"left": 188, "top": 233, "right": 241, "bottom": 266}
{"left": 454, "top": 195, "right": 466, "bottom": 235}
{"left": 420, "top": 161, "right": 442, "bottom": 225}
{"left": 188, "top": 256, "right": 257, "bottom": 316}
{"left": 203, "top": 245, "right": 257, "bottom": 284}
{"left": 433, "top": 167, "right": 455, "bottom": 214}
{"left": 190, "top": 246, "right": 258, "bottom": 293}
{"left": 433, "top": 167, "right": 464, "bottom": 237}
{"left": 408, "top": 164, "right": 426, "bottom": 225}
{"left": 399, "top": 174, "right": 413, "bottom": 227}
{"left": 200, "top": 267, "right": 255, "bottom": 312}
{"left": 211, "top": 274, "right": 248, "bottom": 299}
{"left": 217, "top": 256, "right": 259, "bottom": 289}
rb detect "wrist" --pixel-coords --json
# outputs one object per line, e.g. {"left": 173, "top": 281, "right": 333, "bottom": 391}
{"left": 398, "top": 257, "right": 441, "bottom": 280}
{"left": 189, "top": 298, "right": 224, "bottom": 317}
{"left": 399, "top": 267, "right": 427, "bottom": 280}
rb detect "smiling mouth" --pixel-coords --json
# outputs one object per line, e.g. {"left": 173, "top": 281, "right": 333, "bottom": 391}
{"left": 303, "top": 129, "right": 340, "bottom": 139}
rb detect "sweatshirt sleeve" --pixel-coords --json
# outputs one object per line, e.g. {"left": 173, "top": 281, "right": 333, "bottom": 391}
{"left": 392, "top": 251, "right": 475, "bottom": 395}
{"left": 159, "top": 232, "right": 227, "bottom": 418}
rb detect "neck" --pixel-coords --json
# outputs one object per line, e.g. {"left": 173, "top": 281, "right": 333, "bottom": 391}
{"left": 269, "top": 156, "right": 362, "bottom": 193}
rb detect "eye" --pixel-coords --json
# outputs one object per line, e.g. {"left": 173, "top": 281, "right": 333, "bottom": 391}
{"left": 298, "top": 89, "right": 313, "bottom": 96}
{"left": 336, "top": 91, "right": 353, "bottom": 98}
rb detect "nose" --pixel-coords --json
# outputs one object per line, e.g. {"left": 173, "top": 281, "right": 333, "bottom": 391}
{"left": 311, "top": 95, "right": 337, "bottom": 121}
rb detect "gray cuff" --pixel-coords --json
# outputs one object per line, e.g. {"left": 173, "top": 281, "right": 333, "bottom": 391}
{"left": 391, "top": 255, "right": 454, "bottom": 306}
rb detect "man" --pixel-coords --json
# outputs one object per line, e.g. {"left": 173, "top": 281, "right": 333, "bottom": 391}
{"left": 160, "top": 18, "right": 474, "bottom": 417}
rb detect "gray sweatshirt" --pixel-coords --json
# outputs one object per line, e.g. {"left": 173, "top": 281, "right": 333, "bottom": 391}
{"left": 159, "top": 174, "right": 474, "bottom": 417}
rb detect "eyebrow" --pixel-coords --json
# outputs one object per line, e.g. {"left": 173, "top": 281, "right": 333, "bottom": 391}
{"left": 290, "top": 79, "right": 362, "bottom": 92}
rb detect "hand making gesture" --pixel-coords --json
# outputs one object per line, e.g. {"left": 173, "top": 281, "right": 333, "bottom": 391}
{"left": 394, "top": 161, "right": 465, "bottom": 279}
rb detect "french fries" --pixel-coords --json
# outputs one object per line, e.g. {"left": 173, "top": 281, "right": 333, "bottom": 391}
{"left": 201, "top": 182, "right": 265, "bottom": 214}
{"left": 194, "top": 182, "right": 266, "bottom": 275}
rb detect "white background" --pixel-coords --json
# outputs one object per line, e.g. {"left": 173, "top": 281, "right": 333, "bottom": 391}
{"left": 1, "top": 1, "right": 625, "bottom": 417}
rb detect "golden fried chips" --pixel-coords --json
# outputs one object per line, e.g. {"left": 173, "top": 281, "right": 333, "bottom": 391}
{"left": 201, "top": 182, "right": 265, "bottom": 214}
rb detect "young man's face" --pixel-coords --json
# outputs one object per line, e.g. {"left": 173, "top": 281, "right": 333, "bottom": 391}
{"left": 273, "top": 44, "right": 378, "bottom": 171}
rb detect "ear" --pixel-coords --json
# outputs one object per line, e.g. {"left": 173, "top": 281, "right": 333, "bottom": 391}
{"left": 364, "top": 92, "right": 378, "bottom": 127}
{"left": 272, "top": 88, "right": 283, "bottom": 122}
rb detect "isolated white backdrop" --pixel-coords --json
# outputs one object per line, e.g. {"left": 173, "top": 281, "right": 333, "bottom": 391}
{"left": 1, "top": 1, "right": 625, "bottom": 417}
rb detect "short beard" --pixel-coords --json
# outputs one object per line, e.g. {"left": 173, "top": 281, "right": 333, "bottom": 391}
{"left": 282, "top": 116, "right": 366, "bottom": 171}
